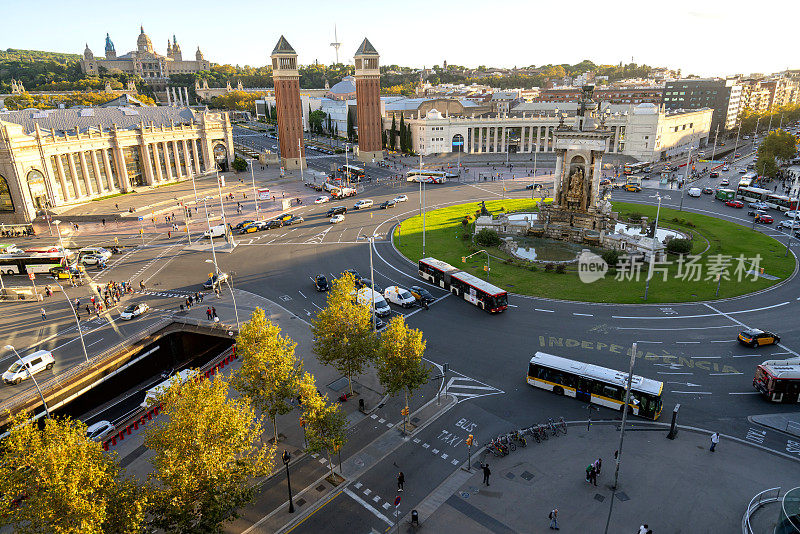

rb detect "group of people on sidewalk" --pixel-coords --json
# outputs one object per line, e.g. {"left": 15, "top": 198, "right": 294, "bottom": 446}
{"left": 585, "top": 457, "right": 602, "bottom": 486}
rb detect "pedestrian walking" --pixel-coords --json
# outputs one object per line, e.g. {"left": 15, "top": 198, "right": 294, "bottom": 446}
{"left": 397, "top": 471, "right": 404, "bottom": 492}
{"left": 41, "top": 308, "right": 46, "bottom": 320}
{"left": 593, "top": 458, "right": 602, "bottom": 475}
{"left": 710, "top": 432, "right": 719, "bottom": 452}
{"left": 589, "top": 465, "right": 597, "bottom": 486}
{"left": 211, "top": 306, "right": 217, "bottom": 318}
{"left": 638, "top": 524, "right": 649, "bottom": 534}
{"left": 206, "top": 307, "right": 212, "bottom": 320}
{"left": 215, "top": 287, "right": 220, "bottom": 298}
{"left": 481, "top": 463, "right": 491, "bottom": 486}
{"left": 548, "top": 508, "right": 559, "bottom": 530}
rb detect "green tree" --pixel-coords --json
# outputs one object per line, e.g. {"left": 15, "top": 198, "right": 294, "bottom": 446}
{"left": 309, "top": 109, "right": 326, "bottom": 134}
{"left": 382, "top": 128, "right": 387, "bottom": 149}
{"left": 231, "top": 155, "right": 248, "bottom": 173}
{"left": 375, "top": 316, "right": 430, "bottom": 430}
{"left": 346, "top": 109, "right": 355, "bottom": 142}
{"left": 390, "top": 114, "right": 397, "bottom": 150}
{"left": 144, "top": 374, "right": 275, "bottom": 534}
{"left": 310, "top": 272, "right": 376, "bottom": 396}
{"left": 298, "top": 372, "right": 348, "bottom": 477}
{"left": 755, "top": 151, "right": 779, "bottom": 178}
{"left": 0, "top": 413, "right": 147, "bottom": 534}
{"left": 761, "top": 129, "right": 798, "bottom": 161}
{"left": 232, "top": 308, "right": 303, "bottom": 445}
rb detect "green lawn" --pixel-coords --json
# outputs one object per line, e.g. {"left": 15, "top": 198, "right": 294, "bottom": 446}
{"left": 393, "top": 200, "right": 796, "bottom": 303}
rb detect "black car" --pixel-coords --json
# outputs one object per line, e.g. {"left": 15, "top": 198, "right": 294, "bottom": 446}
{"left": 326, "top": 206, "right": 347, "bottom": 217}
{"left": 264, "top": 219, "right": 283, "bottom": 229}
{"left": 357, "top": 277, "right": 384, "bottom": 294}
{"left": 313, "top": 274, "right": 329, "bottom": 291}
{"left": 408, "top": 285, "right": 435, "bottom": 304}
{"left": 379, "top": 200, "right": 396, "bottom": 209}
{"left": 702, "top": 187, "right": 714, "bottom": 194}
{"left": 343, "top": 269, "right": 362, "bottom": 281}
{"left": 525, "top": 183, "right": 544, "bottom": 190}
{"left": 285, "top": 215, "right": 304, "bottom": 225}
{"left": 233, "top": 220, "right": 255, "bottom": 230}
{"left": 709, "top": 171, "right": 719, "bottom": 178}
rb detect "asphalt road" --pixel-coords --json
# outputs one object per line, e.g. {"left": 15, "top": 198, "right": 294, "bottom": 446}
{"left": 3, "top": 141, "right": 800, "bottom": 531}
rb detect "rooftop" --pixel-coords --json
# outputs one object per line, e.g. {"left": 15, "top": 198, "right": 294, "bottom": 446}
{"left": 0, "top": 106, "right": 197, "bottom": 135}
{"left": 272, "top": 35, "right": 296, "bottom": 55}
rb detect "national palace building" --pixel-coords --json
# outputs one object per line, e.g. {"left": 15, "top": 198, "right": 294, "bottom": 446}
{"left": 0, "top": 102, "right": 234, "bottom": 224}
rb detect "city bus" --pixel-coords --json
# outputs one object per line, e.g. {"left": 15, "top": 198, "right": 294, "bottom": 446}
{"left": 527, "top": 352, "right": 664, "bottom": 419}
{"left": 338, "top": 164, "right": 365, "bottom": 182}
{"left": 765, "top": 194, "right": 799, "bottom": 212}
{"left": 417, "top": 257, "right": 508, "bottom": 313}
{"left": 0, "top": 253, "right": 65, "bottom": 275}
{"left": 406, "top": 169, "right": 449, "bottom": 184}
{"left": 753, "top": 360, "right": 800, "bottom": 403}
{"left": 623, "top": 162, "right": 648, "bottom": 175}
{"left": 715, "top": 188, "right": 736, "bottom": 201}
{"left": 736, "top": 185, "right": 771, "bottom": 203}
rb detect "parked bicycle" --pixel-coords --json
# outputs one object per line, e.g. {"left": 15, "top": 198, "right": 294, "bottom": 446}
{"left": 548, "top": 418, "right": 560, "bottom": 437}
{"left": 558, "top": 416, "right": 568, "bottom": 434}
{"left": 510, "top": 429, "right": 527, "bottom": 447}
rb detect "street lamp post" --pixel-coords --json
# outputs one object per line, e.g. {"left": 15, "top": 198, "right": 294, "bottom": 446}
{"left": 368, "top": 236, "right": 377, "bottom": 332}
{"left": 603, "top": 341, "right": 638, "bottom": 534}
{"left": 214, "top": 171, "right": 235, "bottom": 246}
{"left": 53, "top": 279, "right": 89, "bottom": 363}
{"left": 422, "top": 181, "right": 427, "bottom": 257}
{"left": 733, "top": 120, "right": 742, "bottom": 163}
{"left": 5, "top": 345, "right": 50, "bottom": 418}
{"left": 205, "top": 259, "right": 240, "bottom": 330}
{"left": 298, "top": 138, "right": 305, "bottom": 185}
{"left": 710, "top": 125, "right": 719, "bottom": 162}
{"left": 643, "top": 194, "right": 663, "bottom": 301}
{"left": 201, "top": 197, "right": 220, "bottom": 275}
{"left": 282, "top": 450, "right": 295, "bottom": 513}
{"left": 250, "top": 159, "right": 260, "bottom": 219}
{"left": 679, "top": 149, "right": 692, "bottom": 211}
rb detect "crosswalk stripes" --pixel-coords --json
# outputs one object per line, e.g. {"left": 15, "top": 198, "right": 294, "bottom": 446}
{"left": 304, "top": 226, "right": 333, "bottom": 244}
{"left": 746, "top": 427, "right": 766, "bottom": 444}
{"left": 445, "top": 376, "right": 504, "bottom": 403}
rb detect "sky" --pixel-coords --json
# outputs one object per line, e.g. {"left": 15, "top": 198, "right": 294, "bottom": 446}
{"left": 1, "top": 0, "right": 796, "bottom": 77}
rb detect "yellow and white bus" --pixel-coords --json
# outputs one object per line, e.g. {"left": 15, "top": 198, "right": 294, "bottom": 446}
{"left": 527, "top": 352, "right": 663, "bottom": 419}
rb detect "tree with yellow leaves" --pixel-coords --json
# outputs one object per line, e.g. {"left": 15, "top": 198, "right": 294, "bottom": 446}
{"left": 0, "top": 413, "right": 147, "bottom": 534}
{"left": 144, "top": 374, "right": 275, "bottom": 533}
{"left": 310, "top": 271, "right": 376, "bottom": 397}
{"left": 375, "top": 316, "right": 430, "bottom": 431}
{"left": 298, "top": 372, "right": 348, "bottom": 478}
{"left": 232, "top": 307, "right": 303, "bottom": 445}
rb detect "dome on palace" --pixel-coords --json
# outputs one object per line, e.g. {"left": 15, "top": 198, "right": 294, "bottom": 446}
{"left": 326, "top": 76, "right": 356, "bottom": 100}
{"left": 137, "top": 26, "right": 153, "bottom": 53}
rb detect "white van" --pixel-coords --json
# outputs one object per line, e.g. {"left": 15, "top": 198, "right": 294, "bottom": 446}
{"left": 688, "top": 187, "right": 702, "bottom": 197}
{"left": 141, "top": 369, "right": 198, "bottom": 409}
{"left": 2, "top": 350, "right": 55, "bottom": 385}
{"left": 354, "top": 287, "right": 391, "bottom": 317}
{"left": 203, "top": 224, "right": 226, "bottom": 239}
{"left": 353, "top": 199, "right": 373, "bottom": 210}
{"left": 79, "top": 247, "right": 112, "bottom": 260}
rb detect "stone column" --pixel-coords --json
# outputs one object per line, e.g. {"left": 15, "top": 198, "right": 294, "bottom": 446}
{"left": 141, "top": 143, "right": 155, "bottom": 185}
{"left": 171, "top": 141, "right": 183, "bottom": 179}
{"left": 182, "top": 140, "right": 192, "bottom": 176}
{"left": 591, "top": 152, "right": 602, "bottom": 209}
{"left": 77, "top": 152, "right": 95, "bottom": 196}
{"left": 192, "top": 139, "right": 201, "bottom": 174}
{"left": 519, "top": 127, "right": 526, "bottom": 153}
{"left": 112, "top": 145, "right": 130, "bottom": 192}
{"left": 101, "top": 149, "right": 116, "bottom": 191}
{"left": 151, "top": 143, "right": 163, "bottom": 182}
{"left": 89, "top": 150, "right": 104, "bottom": 192}
{"left": 162, "top": 141, "right": 174, "bottom": 180}
{"left": 66, "top": 154, "right": 82, "bottom": 197}
{"left": 54, "top": 155, "right": 70, "bottom": 201}
{"left": 553, "top": 151, "right": 564, "bottom": 205}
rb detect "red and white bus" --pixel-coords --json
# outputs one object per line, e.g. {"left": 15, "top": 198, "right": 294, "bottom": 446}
{"left": 418, "top": 257, "right": 508, "bottom": 313}
{"left": 753, "top": 360, "right": 800, "bottom": 403}
{"left": 765, "top": 194, "right": 799, "bottom": 212}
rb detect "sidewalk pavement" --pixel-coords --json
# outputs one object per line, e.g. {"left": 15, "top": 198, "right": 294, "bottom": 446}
{"left": 751, "top": 412, "right": 800, "bottom": 438}
{"left": 413, "top": 422, "right": 800, "bottom": 533}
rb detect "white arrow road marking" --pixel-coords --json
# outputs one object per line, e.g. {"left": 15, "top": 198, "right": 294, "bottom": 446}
{"left": 666, "top": 381, "right": 702, "bottom": 386}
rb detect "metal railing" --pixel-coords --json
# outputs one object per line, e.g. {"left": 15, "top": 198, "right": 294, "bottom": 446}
{"left": 742, "top": 487, "right": 781, "bottom": 534}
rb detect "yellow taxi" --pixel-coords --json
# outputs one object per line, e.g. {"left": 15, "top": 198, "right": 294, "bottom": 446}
{"left": 623, "top": 184, "right": 642, "bottom": 192}
{"left": 274, "top": 213, "right": 293, "bottom": 223}
{"left": 737, "top": 328, "right": 780, "bottom": 347}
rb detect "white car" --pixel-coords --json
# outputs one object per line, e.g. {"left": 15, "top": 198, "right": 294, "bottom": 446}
{"left": 79, "top": 247, "right": 112, "bottom": 260}
{"left": 785, "top": 211, "right": 799, "bottom": 218}
{"left": 120, "top": 302, "right": 150, "bottom": 320}
{"left": 85, "top": 420, "right": 115, "bottom": 441}
{"left": 687, "top": 187, "right": 702, "bottom": 197}
{"left": 383, "top": 286, "right": 416, "bottom": 308}
{"left": 2, "top": 350, "right": 55, "bottom": 385}
{"left": 393, "top": 195, "right": 408, "bottom": 203}
{"left": 353, "top": 199, "right": 373, "bottom": 210}
{"left": 777, "top": 220, "right": 798, "bottom": 230}
{"left": 330, "top": 214, "right": 345, "bottom": 224}
{"left": 314, "top": 196, "right": 330, "bottom": 204}
{"left": 722, "top": 165, "right": 730, "bottom": 172}
{"left": 80, "top": 254, "right": 104, "bottom": 266}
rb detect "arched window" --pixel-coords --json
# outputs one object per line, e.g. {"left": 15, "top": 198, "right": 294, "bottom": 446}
{"left": 26, "top": 169, "right": 49, "bottom": 210}
{"left": 452, "top": 134, "right": 464, "bottom": 153}
{"left": 213, "top": 144, "right": 228, "bottom": 171}
{"left": 0, "top": 175, "right": 15, "bottom": 212}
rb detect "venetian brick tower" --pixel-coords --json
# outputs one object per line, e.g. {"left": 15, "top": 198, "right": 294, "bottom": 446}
{"left": 354, "top": 38, "right": 383, "bottom": 163}
{"left": 271, "top": 36, "right": 305, "bottom": 169}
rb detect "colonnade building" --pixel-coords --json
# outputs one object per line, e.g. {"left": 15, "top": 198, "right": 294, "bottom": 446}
{"left": 0, "top": 106, "right": 233, "bottom": 224}
{"left": 389, "top": 102, "right": 712, "bottom": 163}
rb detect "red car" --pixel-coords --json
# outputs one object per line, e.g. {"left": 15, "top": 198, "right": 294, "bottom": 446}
{"left": 755, "top": 214, "right": 774, "bottom": 224}
{"left": 726, "top": 200, "right": 744, "bottom": 208}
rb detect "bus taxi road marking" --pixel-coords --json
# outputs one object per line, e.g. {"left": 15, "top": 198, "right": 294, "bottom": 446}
{"left": 612, "top": 301, "right": 791, "bottom": 320}
{"left": 342, "top": 488, "right": 394, "bottom": 527}
{"left": 535, "top": 308, "right": 555, "bottom": 313}
{"left": 671, "top": 391, "right": 713, "bottom": 394}
{"left": 573, "top": 312, "right": 593, "bottom": 317}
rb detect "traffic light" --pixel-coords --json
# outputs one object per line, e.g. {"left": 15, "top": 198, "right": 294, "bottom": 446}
{"left": 401, "top": 406, "right": 409, "bottom": 417}
{"left": 466, "top": 434, "right": 473, "bottom": 446}
{"left": 484, "top": 265, "right": 489, "bottom": 272}
{"left": 462, "top": 257, "right": 466, "bottom": 263}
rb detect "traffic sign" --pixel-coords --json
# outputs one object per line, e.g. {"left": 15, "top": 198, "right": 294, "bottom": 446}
{"left": 28, "top": 273, "right": 35, "bottom": 281}
{"left": 138, "top": 216, "right": 143, "bottom": 221}
{"left": 394, "top": 495, "right": 401, "bottom": 507}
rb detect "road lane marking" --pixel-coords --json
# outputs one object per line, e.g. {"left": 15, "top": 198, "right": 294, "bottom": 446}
{"left": 671, "top": 391, "right": 712, "bottom": 394}
{"left": 616, "top": 325, "right": 739, "bottom": 331}
{"left": 637, "top": 341, "right": 663, "bottom": 344}
{"left": 535, "top": 308, "right": 554, "bottom": 313}
{"left": 343, "top": 488, "right": 393, "bottom": 527}
{"left": 704, "top": 302, "right": 798, "bottom": 357}
{"left": 298, "top": 290, "right": 307, "bottom": 299}
{"left": 709, "top": 340, "right": 731, "bottom": 343}
{"left": 729, "top": 392, "right": 760, "bottom": 395}
{"left": 732, "top": 354, "right": 759, "bottom": 358}
{"left": 573, "top": 313, "right": 593, "bottom": 317}
{"left": 613, "top": 301, "right": 791, "bottom": 320}
{"left": 658, "top": 372, "right": 694, "bottom": 375}
{"left": 709, "top": 372, "right": 744, "bottom": 375}
{"left": 690, "top": 356, "right": 721, "bottom": 359}
{"left": 676, "top": 341, "right": 701, "bottom": 344}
